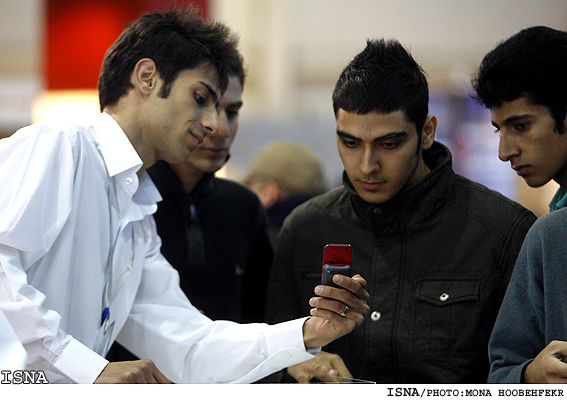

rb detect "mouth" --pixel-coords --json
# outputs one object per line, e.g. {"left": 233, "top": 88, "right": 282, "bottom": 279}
{"left": 201, "top": 146, "right": 228, "bottom": 155}
{"left": 190, "top": 131, "right": 204, "bottom": 145}
{"left": 512, "top": 164, "right": 530, "bottom": 176}
{"left": 358, "top": 179, "right": 386, "bottom": 191}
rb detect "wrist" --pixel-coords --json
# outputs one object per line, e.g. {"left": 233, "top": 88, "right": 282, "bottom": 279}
{"left": 523, "top": 361, "right": 536, "bottom": 383}
{"left": 303, "top": 317, "right": 324, "bottom": 349}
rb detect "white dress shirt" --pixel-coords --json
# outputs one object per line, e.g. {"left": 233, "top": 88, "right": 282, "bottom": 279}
{"left": 0, "top": 113, "right": 315, "bottom": 383}
{"left": 0, "top": 309, "right": 26, "bottom": 371}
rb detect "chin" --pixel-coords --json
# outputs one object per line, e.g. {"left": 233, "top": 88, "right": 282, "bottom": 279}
{"left": 522, "top": 175, "right": 551, "bottom": 188}
{"left": 359, "top": 192, "right": 391, "bottom": 205}
{"left": 197, "top": 162, "right": 222, "bottom": 174}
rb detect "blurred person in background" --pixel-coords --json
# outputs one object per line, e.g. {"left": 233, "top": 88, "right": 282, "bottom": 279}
{"left": 245, "top": 140, "right": 326, "bottom": 244}
{"left": 265, "top": 38, "right": 536, "bottom": 383}
{"left": 473, "top": 26, "right": 567, "bottom": 384}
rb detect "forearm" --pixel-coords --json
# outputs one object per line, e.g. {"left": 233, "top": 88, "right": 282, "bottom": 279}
{"left": 119, "top": 310, "right": 316, "bottom": 383}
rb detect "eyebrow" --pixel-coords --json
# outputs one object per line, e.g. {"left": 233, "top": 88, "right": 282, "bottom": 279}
{"left": 336, "top": 129, "right": 408, "bottom": 142}
{"left": 199, "top": 81, "right": 219, "bottom": 103}
{"left": 227, "top": 100, "right": 243, "bottom": 109}
{"left": 492, "top": 114, "right": 532, "bottom": 129}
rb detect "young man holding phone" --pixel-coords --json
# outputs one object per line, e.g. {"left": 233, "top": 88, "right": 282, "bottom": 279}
{"left": 265, "top": 39, "right": 536, "bottom": 383}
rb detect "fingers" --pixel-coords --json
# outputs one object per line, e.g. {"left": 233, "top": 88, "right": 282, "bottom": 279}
{"left": 287, "top": 363, "right": 318, "bottom": 383}
{"left": 311, "top": 275, "right": 370, "bottom": 323}
{"left": 94, "top": 360, "right": 171, "bottom": 384}
{"left": 524, "top": 341, "right": 567, "bottom": 383}
{"left": 322, "top": 351, "right": 352, "bottom": 381}
{"left": 287, "top": 352, "right": 352, "bottom": 384}
{"left": 302, "top": 273, "right": 371, "bottom": 348}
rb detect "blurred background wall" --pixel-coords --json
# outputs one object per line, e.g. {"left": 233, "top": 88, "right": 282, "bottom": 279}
{"left": 1, "top": 0, "right": 566, "bottom": 216}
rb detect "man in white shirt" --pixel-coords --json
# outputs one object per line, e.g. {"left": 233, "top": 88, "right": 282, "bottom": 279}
{"left": 0, "top": 7, "right": 370, "bottom": 384}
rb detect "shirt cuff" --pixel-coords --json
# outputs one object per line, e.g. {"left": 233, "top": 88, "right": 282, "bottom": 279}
{"left": 264, "top": 317, "right": 309, "bottom": 354}
{"left": 51, "top": 338, "right": 109, "bottom": 383}
{"left": 231, "top": 318, "right": 319, "bottom": 383}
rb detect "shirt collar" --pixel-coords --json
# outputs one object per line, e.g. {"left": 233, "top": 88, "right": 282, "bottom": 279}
{"left": 91, "top": 112, "right": 143, "bottom": 178}
{"left": 549, "top": 186, "right": 567, "bottom": 212}
{"left": 91, "top": 112, "right": 161, "bottom": 217}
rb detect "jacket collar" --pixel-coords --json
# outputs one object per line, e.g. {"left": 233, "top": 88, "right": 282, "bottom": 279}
{"left": 345, "top": 141, "right": 453, "bottom": 231}
{"left": 148, "top": 160, "right": 215, "bottom": 203}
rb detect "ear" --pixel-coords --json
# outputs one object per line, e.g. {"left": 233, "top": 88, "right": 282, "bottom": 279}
{"left": 132, "top": 58, "right": 159, "bottom": 96}
{"left": 421, "top": 115, "right": 437, "bottom": 150}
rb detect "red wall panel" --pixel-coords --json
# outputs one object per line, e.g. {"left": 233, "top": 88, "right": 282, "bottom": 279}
{"left": 45, "top": 0, "right": 208, "bottom": 90}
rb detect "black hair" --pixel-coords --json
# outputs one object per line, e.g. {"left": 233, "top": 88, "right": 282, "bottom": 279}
{"left": 98, "top": 6, "right": 240, "bottom": 111}
{"left": 472, "top": 26, "right": 567, "bottom": 134}
{"left": 332, "top": 39, "right": 429, "bottom": 136}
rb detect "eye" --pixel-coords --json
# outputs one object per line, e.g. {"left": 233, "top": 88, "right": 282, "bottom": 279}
{"left": 514, "top": 122, "right": 529, "bottom": 132}
{"left": 341, "top": 138, "right": 359, "bottom": 148}
{"left": 226, "top": 108, "right": 240, "bottom": 120}
{"left": 193, "top": 91, "right": 207, "bottom": 106}
{"left": 382, "top": 141, "right": 400, "bottom": 150}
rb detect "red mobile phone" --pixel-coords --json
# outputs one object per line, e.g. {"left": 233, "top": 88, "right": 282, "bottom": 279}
{"left": 321, "top": 244, "right": 352, "bottom": 288}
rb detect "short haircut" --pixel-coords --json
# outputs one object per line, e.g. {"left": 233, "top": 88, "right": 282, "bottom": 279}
{"left": 98, "top": 6, "right": 240, "bottom": 111}
{"left": 245, "top": 141, "right": 326, "bottom": 196}
{"left": 332, "top": 39, "right": 429, "bottom": 136}
{"left": 226, "top": 49, "right": 246, "bottom": 87}
{"left": 472, "top": 26, "right": 567, "bottom": 134}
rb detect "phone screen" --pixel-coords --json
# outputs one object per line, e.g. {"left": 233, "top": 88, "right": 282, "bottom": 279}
{"left": 321, "top": 244, "right": 352, "bottom": 287}
{"left": 323, "top": 244, "right": 352, "bottom": 265}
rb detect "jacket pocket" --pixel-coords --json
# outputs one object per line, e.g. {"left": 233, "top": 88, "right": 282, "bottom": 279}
{"left": 411, "top": 276, "right": 481, "bottom": 354}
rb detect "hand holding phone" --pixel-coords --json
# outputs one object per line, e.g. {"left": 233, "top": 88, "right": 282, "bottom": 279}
{"left": 321, "top": 244, "right": 352, "bottom": 288}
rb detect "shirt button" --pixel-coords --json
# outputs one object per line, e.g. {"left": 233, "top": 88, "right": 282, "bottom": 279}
{"left": 125, "top": 177, "right": 133, "bottom": 185}
{"left": 371, "top": 311, "right": 381, "bottom": 321}
{"left": 439, "top": 293, "right": 449, "bottom": 302}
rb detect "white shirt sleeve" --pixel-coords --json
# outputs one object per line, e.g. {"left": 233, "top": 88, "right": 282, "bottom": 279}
{"left": 116, "top": 232, "right": 317, "bottom": 383}
{"left": 0, "top": 125, "right": 108, "bottom": 383}
{"left": 0, "top": 309, "right": 27, "bottom": 371}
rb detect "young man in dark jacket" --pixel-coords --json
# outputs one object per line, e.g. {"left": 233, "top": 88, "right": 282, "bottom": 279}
{"left": 472, "top": 26, "right": 567, "bottom": 384}
{"left": 265, "top": 38, "right": 536, "bottom": 383}
{"left": 146, "top": 67, "right": 273, "bottom": 324}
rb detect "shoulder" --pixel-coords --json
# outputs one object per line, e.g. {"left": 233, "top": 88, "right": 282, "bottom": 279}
{"left": 2, "top": 120, "right": 90, "bottom": 163}
{"left": 283, "top": 186, "right": 348, "bottom": 225}
{"left": 530, "top": 207, "right": 567, "bottom": 238}
{"left": 452, "top": 174, "right": 536, "bottom": 221}
{"left": 11, "top": 120, "right": 86, "bottom": 144}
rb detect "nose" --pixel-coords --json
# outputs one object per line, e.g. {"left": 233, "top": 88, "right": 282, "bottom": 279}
{"left": 498, "top": 131, "right": 519, "bottom": 162}
{"left": 201, "top": 106, "right": 219, "bottom": 137}
{"left": 360, "top": 147, "right": 380, "bottom": 175}
{"left": 214, "top": 113, "right": 230, "bottom": 140}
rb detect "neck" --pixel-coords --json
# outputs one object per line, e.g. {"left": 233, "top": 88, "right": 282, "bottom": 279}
{"left": 170, "top": 162, "right": 204, "bottom": 193}
{"left": 103, "top": 105, "right": 156, "bottom": 173}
